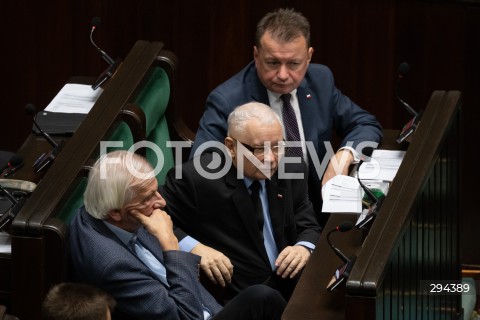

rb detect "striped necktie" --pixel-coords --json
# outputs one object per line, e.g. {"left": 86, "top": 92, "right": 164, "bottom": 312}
{"left": 280, "top": 94, "right": 303, "bottom": 158}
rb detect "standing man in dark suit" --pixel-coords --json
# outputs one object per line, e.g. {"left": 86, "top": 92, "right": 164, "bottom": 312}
{"left": 190, "top": 8, "right": 383, "bottom": 227}
{"left": 69, "top": 150, "right": 286, "bottom": 320}
{"left": 164, "top": 102, "right": 321, "bottom": 301}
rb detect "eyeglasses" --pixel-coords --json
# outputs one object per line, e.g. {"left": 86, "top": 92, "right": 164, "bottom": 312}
{"left": 232, "top": 138, "right": 286, "bottom": 157}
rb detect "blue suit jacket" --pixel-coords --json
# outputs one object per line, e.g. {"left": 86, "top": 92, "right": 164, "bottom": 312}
{"left": 69, "top": 206, "right": 222, "bottom": 320}
{"left": 190, "top": 61, "right": 383, "bottom": 222}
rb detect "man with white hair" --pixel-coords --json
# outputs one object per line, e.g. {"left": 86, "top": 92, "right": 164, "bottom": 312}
{"left": 165, "top": 102, "right": 321, "bottom": 302}
{"left": 69, "top": 150, "right": 287, "bottom": 319}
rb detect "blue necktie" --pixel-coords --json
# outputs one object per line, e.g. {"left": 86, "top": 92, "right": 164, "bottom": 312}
{"left": 250, "top": 180, "right": 264, "bottom": 236}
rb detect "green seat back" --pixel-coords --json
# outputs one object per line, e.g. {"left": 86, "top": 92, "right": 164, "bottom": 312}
{"left": 55, "top": 177, "right": 88, "bottom": 224}
{"left": 58, "top": 66, "right": 173, "bottom": 224}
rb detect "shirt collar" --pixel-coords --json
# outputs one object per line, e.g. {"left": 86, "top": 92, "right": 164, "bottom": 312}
{"left": 267, "top": 88, "right": 298, "bottom": 103}
{"left": 243, "top": 176, "right": 266, "bottom": 190}
{"left": 103, "top": 221, "right": 137, "bottom": 246}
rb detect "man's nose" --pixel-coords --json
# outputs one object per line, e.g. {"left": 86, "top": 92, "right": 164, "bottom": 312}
{"left": 155, "top": 191, "right": 167, "bottom": 207}
{"left": 262, "top": 148, "right": 276, "bottom": 162}
{"left": 277, "top": 65, "right": 289, "bottom": 81}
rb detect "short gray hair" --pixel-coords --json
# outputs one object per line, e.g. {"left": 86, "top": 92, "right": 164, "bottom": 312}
{"left": 255, "top": 8, "right": 311, "bottom": 48}
{"left": 84, "top": 150, "right": 155, "bottom": 219}
{"left": 227, "top": 102, "right": 280, "bottom": 137}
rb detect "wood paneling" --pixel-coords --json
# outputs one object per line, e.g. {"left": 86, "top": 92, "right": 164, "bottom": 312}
{"left": 1, "top": 0, "right": 478, "bottom": 264}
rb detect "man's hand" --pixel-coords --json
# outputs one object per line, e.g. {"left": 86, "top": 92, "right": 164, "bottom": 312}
{"left": 321, "top": 149, "right": 355, "bottom": 188}
{"left": 130, "top": 209, "right": 179, "bottom": 251}
{"left": 191, "top": 243, "right": 233, "bottom": 287}
{"left": 275, "top": 245, "right": 311, "bottom": 279}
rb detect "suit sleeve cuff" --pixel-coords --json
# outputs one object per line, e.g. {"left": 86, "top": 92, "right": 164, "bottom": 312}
{"left": 296, "top": 241, "right": 315, "bottom": 253}
{"left": 179, "top": 236, "right": 199, "bottom": 252}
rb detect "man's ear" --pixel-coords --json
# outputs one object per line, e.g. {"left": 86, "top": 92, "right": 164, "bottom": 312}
{"left": 307, "top": 47, "right": 314, "bottom": 62}
{"left": 108, "top": 209, "right": 122, "bottom": 222}
{"left": 225, "top": 137, "right": 235, "bottom": 157}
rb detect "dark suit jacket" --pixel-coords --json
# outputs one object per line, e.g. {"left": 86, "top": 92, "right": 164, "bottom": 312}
{"left": 190, "top": 61, "right": 383, "bottom": 224}
{"left": 164, "top": 151, "right": 321, "bottom": 297}
{"left": 69, "top": 206, "right": 222, "bottom": 320}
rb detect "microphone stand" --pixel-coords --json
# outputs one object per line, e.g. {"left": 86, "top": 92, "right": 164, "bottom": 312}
{"left": 325, "top": 221, "right": 357, "bottom": 292}
{"left": 355, "top": 160, "right": 385, "bottom": 229}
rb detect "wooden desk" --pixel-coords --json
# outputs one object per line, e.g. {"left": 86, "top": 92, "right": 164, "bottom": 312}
{"left": 282, "top": 91, "right": 462, "bottom": 319}
{"left": 283, "top": 213, "right": 365, "bottom": 320}
{"left": 2, "top": 40, "right": 185, "bottom": 320}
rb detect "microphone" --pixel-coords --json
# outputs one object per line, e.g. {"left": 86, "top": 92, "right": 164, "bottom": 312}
{"left": 356, "top": 149, "right": 385, "bottom": 229}
{"left": 326, "top": 221, "right": 357, "bottom": 292}
{"left": 0, "top": 184, "right": 27, "bottom": 231}
{"left": 1, "top": 154, "right": 24, "bottom": 177}
{"left": 26, "top": 104, "right": 65, "bottom": 173}
{"left": 90, "top": 17, "right": 115, "bottom": 66}
{"left": 0, "top": 184, "right": 18, "bottom": 205}
{"left": 89, "top": 17, "right": 121, "bottom": 90}
{"left": 26, "top": 104, "right": 58, "bottom": 148}
{"left": 395, "top": 62, "right": 418, "bottom": 118}
{"left": 326, "top": 221, "right": 354, "bottom": 264}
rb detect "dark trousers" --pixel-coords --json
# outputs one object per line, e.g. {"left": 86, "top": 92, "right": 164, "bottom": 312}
{"left": 223, "top": 271, "right": 300, "bottom": 304}
{"left": 212, "top": 284, "right": 286, "bottom": 320}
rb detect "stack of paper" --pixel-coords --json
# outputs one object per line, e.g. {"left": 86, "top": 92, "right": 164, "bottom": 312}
{"left": 321, "top": 175, "right": 362, "bottom": 213}
{"left": 321, "top": 149, "right": 406, "bottom": 214}
{"left": 45, "top": 83, "right": 103, "bottom": 114}
{"left": 358, "top": 149, "right": 406, "bottom": 182}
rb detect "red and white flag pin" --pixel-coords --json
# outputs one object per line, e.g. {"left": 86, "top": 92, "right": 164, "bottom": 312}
{"left": 277, "top": 194, "right": 283, "bottom": 199}
{"left": 306, "top": 93, "right": 312, "bottom": 99}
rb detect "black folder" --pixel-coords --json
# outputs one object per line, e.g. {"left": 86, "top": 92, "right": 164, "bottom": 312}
{"left": 32, "top": 111, "right": 87, "bottom": 136}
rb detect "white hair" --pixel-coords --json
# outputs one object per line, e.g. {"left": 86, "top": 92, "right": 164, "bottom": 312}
{"left": 84, "top": 150, "right": 155, "bottom": 219}
{"left": 227, "top": 102, "right": 281, "bottom": 137}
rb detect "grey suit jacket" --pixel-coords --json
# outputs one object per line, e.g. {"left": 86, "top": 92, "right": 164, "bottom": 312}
{"left": 69, "top": 206, "right": 222, "bottom": 320}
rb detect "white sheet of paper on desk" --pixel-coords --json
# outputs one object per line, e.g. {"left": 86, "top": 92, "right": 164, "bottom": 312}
{"left": 44, "top": 83, "right": 103, "bottom": 114}
{"left": 359, "top": 149, "right": 406, "bottom": 182}
{"left": 321, "top": 175, "right": 362, "bottom": 213}
{"left": 0, "top": 231, "right": 11, "bottom": 254}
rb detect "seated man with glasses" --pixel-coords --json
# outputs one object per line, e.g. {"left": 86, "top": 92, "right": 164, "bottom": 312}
{"left": 163, "top": 102, "right": 321, "bottom": 302}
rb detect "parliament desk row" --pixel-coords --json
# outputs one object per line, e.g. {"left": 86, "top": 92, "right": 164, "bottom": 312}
{"left": 0, "top": 40, "right": 193, "bottom": 320}
{"left": 283, "top": 91, "right": 462, "bottom": 319}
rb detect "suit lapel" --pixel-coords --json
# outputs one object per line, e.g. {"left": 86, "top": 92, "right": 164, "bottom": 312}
{"left": 248, "top": 72, "right": 270, "bottom": 105}
{"left": 226, "top": 171, "right": 270, "bottom": 266}
{"left": 137, "top": 228, "right": 165, "bottom": 264}
{"left": 297, "top": 84, "right": 318, "bottom": 142}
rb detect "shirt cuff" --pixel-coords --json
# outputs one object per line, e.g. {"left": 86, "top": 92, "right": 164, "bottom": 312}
{"left": 296, "top": 241, "right": 315, "bottom": 253}
{"left": 338, "top": 146, "right": 360, "bottom": 163}
{"left": 179, "top": 236, "right": 199, "bottom": 252}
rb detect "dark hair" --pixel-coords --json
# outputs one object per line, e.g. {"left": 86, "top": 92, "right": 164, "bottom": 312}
{"left": 43, "top": 283, "right": 116, "bottom": 320}
{"left": 255, "top": 8, "right": 310, "bottom": 48}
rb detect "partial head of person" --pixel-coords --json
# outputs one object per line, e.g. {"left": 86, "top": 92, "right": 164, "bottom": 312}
{"left": 225, "top": 102, "right": 285, "bottom": 180}
{"left": 254, "top": 8, "right": 314, "bottom": 95}
{"left": 84, "top": 150, "right": 165, "bottom": 232}
{"left": 42, "top": 282, "right": 116, "bottom": 320}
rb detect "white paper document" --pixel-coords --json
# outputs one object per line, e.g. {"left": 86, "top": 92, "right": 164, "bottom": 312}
{"left": 0, "top": 231, "right": 11, "bottom": 254}
{"left": 358, "top": 149, "right": 406, "bottom": 182}
{"left": 321, "top": 175, "right": 362, "bottom": 213}
{"left": 44, "top": 83, "right": 103, "bottom": 114}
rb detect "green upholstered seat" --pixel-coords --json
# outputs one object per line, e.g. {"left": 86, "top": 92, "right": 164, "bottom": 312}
{"left": 55, "top": 178, "right": 88, "bottom": 224}
{"left": 56, "top": 66, "right": 173, "bottom": 225}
